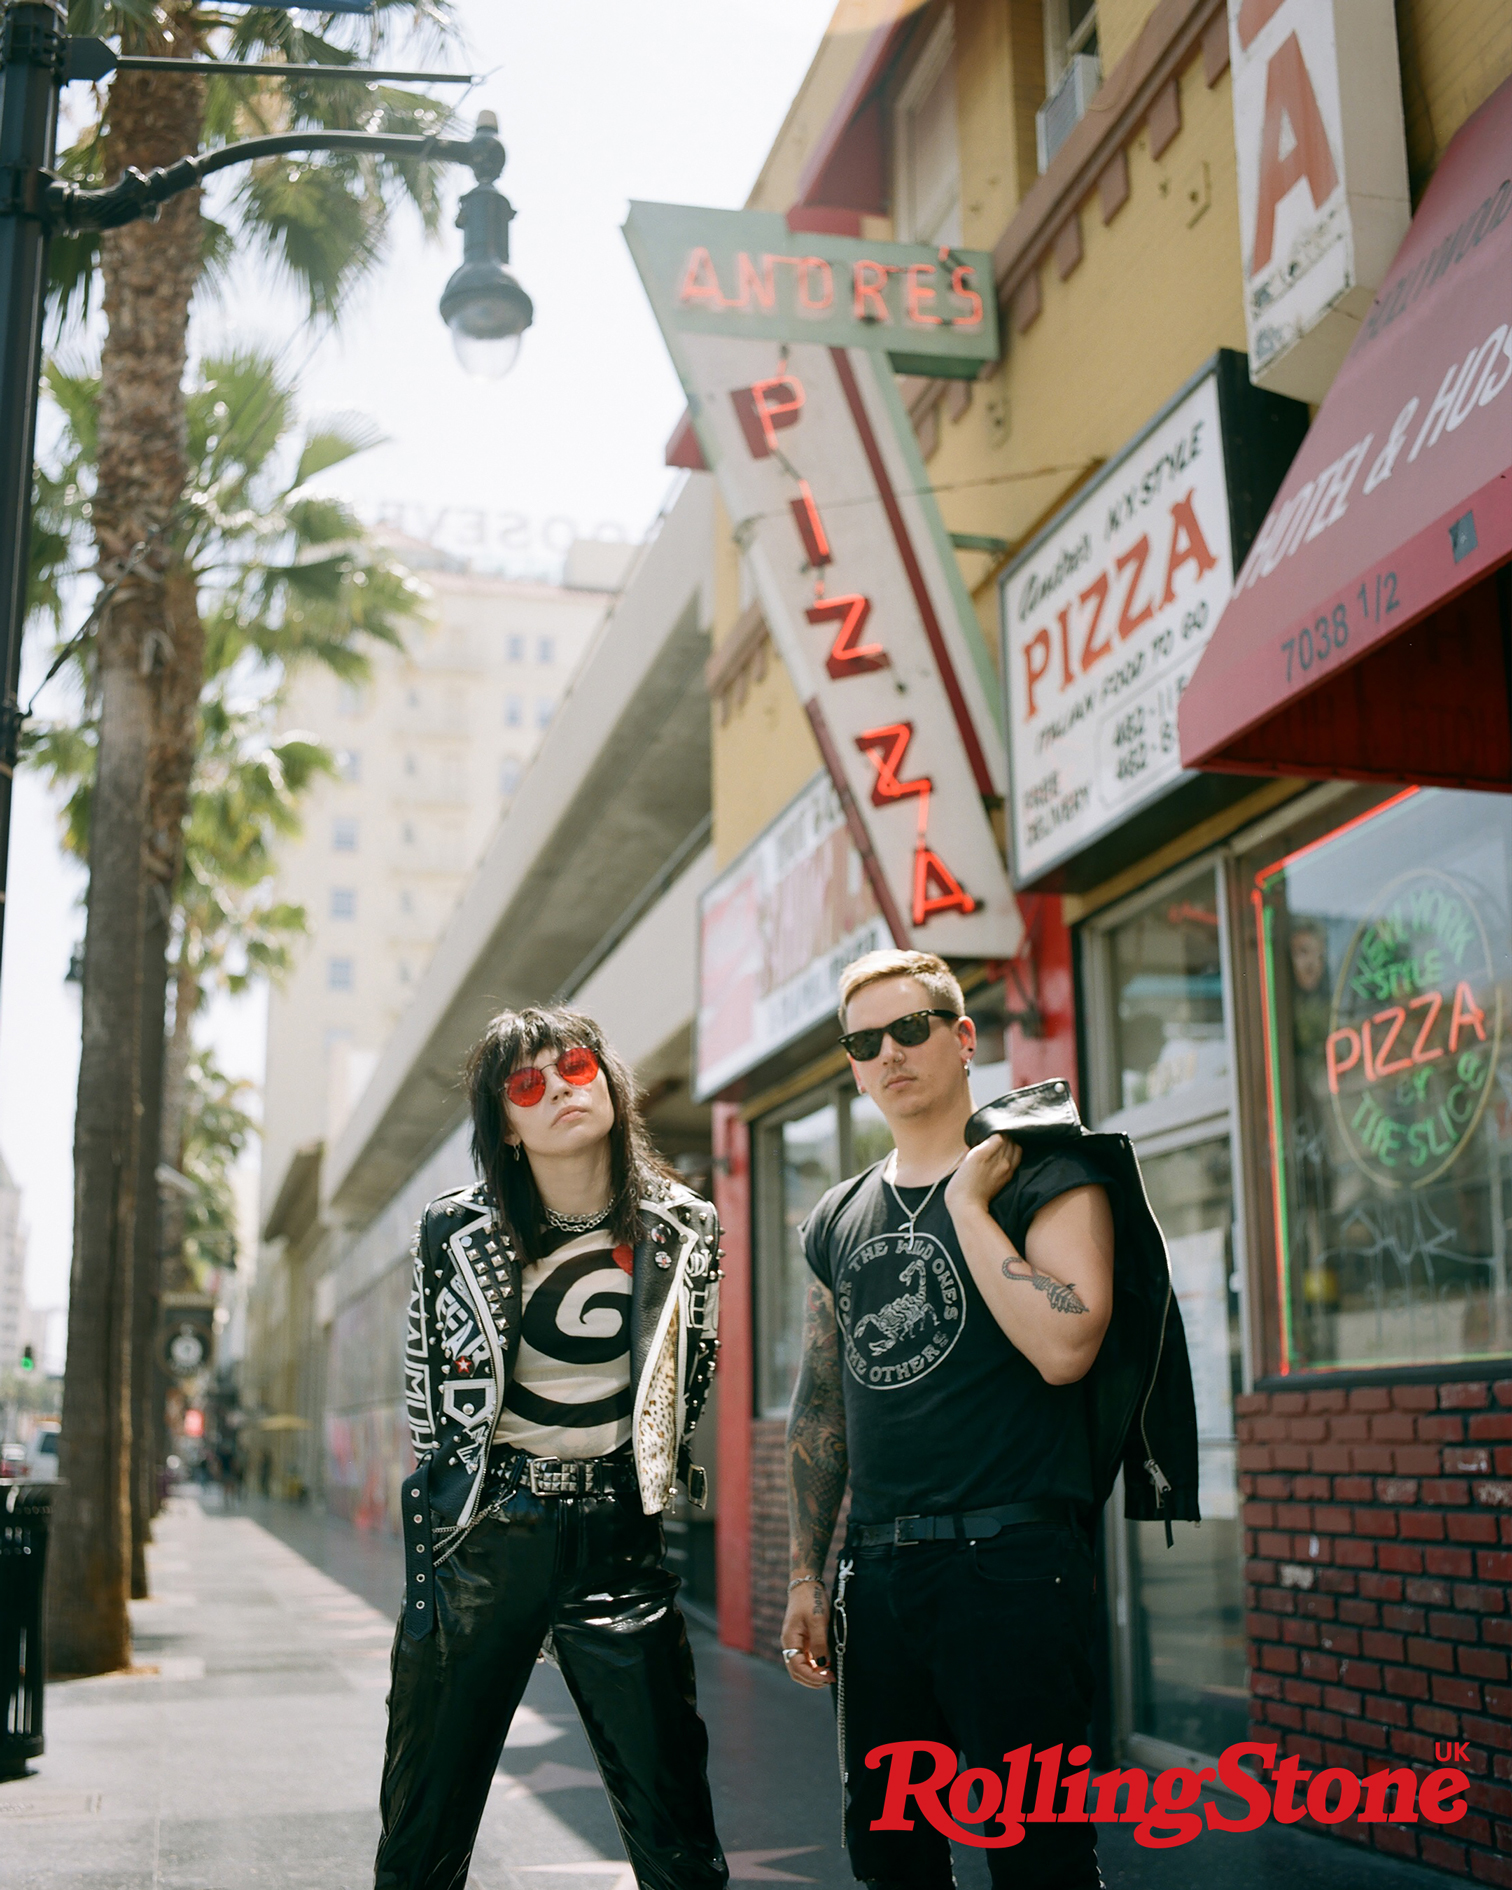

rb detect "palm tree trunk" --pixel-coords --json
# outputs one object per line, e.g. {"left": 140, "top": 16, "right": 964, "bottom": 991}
{"left": 132, "top": 565, "right": 207, "bottom": 1582}
{"left": 50, "top": 659, "right": 148, "bottom": 1674}
{"left": 47, "top": 20, "right": 205, "bottom": 1676}
{"left": 130, "top": 877, "right": 170, "bottom": 1598}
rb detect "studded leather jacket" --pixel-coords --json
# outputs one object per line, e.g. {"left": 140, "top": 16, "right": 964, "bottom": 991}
{"left": 401, "top": 1178, "right": 722, "bottom": 1569}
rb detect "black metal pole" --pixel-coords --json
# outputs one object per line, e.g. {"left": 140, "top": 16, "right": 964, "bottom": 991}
{"left": 0, "top": 0, "right": 62, "bottom": 977}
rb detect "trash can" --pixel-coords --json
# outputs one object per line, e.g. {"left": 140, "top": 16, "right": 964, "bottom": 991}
{"left": 0, "top": 1481, "right": 56, "bottom": 1779}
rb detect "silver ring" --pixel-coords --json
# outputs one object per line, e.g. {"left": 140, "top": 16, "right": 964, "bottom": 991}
{"left": 781, "top": 1647, "right": 800, "bottom": 1661}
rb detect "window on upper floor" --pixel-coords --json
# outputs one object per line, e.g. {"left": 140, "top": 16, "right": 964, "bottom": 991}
{"left": 330, "top": 887, "right": 356, "bottom": 920}
{"left": 536, "top": 635, "right": 555, "bottom": 665}
{"left": 1039, "top": 0, "right": 1100, "bottom": 171}
{"left": 327, "top": 957, "right": 354, "bottom": 992}
{"left": 893, "top": 10, "right": 961, "bottom": 248}
{"left": 332, "top": 818, "right": 358, "bottom": 852}
{"left": 399, "top": 887, "right": 415, "bottom": 915}
{"left": 336, "top": 681, "right": 366, "bottom": 718}
{"left": 507, "top": 634, "right": 525, "bottom": 663}
{"left": 534, "top": 696, "right": 554, "bottom": 729}
{"left": 505, "top": 694, "right": 523, "bottom": 727}
{"left": 335, "top": 749, "right": 361, "bottom": 783}
{"left": 500, "top": 757, "right": 521, "bottom": 796}
{"left": 404, "top": 752, "right": 417, "bottom": 777}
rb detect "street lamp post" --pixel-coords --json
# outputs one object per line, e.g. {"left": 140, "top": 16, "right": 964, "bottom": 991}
{"left": 0, "top": 3, "right": 63, "bottom": 976}
{"left": 0, "top": 0, "right": 533, "bottom": 973}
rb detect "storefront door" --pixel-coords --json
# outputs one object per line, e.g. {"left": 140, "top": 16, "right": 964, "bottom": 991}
{"left": 1082, "top": 859, "right": 1251, "bottom": 1769}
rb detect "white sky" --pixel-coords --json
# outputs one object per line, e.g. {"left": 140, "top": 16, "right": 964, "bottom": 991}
{"left": 0, "top": 0, "right": 836, "bottom": 1310}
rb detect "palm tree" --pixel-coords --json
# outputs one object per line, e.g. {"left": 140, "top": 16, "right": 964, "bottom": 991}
{"left": 32, "top": 154, "right": 436, "bottom": 1661}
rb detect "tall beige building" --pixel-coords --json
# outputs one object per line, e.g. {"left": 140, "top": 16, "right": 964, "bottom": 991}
{"left": 258, "top": 539, "right": 626, "bottom": 1232}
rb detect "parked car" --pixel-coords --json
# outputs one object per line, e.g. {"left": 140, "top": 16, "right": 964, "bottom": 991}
{"left": 0, "top": 1444, "right": 29, "bottom": 1480}
{"left": 30, "top": 1429, "right": 60, "bottom": 1481}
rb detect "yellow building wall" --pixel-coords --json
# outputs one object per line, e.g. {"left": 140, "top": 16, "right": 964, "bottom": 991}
{"left": 711, "top": 656, "right": 825, "bottom": 870}
{"left": 923, "top": 46, "right": 1248, "bottom": 659}
{"left": 956, "top": 0, "right": 1043, "bottom": 244}
{"left": 1096, "top": 0, "right": 1163, "bottom": 80}
{"left": 1398, "top": 0, "right": 1512, "bottom": 193}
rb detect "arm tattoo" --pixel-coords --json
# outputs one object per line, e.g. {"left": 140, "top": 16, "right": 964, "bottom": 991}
{"left": 1002, "top": 1252, "right": 1088, "bottom": 1314}
{"left": 786, "top": 1279, "right": 848, "bottom": 1579}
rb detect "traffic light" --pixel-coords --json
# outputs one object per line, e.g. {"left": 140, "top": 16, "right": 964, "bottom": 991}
{"left": 19, "top": 1344, "right": 34, "bottom": 1373}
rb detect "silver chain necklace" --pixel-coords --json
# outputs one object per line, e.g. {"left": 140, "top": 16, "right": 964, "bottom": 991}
{"left": 883, "top": 1150, "right": 962, "bottom": 1243}
{"left": 543, "top": 1202, "right": 612, "bottom": 1234}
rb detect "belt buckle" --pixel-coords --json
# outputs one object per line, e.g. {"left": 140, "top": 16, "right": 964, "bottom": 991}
{"left": 893, "top": 1514, "right": 922, "bottom": 1547}
{"left": 527, "top": 1456, "right": 565, "bottom": 1495}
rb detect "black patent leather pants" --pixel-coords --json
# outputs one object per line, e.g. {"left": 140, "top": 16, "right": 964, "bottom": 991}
{"left": 375, "top": 1488, "right": 729, "bottom": 1890}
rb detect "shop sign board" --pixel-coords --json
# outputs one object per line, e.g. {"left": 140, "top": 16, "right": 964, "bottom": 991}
{"left": 999, "top": 364, "right": 1238, "bottom": 888}
{"left": 1228, "top": 0, "right": 1410, "bottom": 400}
{"left": 694, "top": 773, "right": 889, "bottom": 1099}
{"left": 626, "top": 202, "right": 1020, "bottom": 965}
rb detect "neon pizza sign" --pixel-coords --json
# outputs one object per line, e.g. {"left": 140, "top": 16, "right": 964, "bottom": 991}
{"left": 626, "top": 202, "right": 1019, "bottom": 958}
{"left": 1324, "top": 869, "right": 1500, "bottom": 1187}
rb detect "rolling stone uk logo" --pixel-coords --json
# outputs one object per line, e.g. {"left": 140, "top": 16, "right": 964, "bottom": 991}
{"left": 834, "top": 1233, "right": 965, "bottom": 1390}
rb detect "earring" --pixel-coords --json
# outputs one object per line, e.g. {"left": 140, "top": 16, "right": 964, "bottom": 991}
{"left": 509, "top": 1142, "right": 521, "bottom": 1162}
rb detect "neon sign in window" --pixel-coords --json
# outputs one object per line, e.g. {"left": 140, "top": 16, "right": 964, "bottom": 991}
{"left": 1252, "top": 789, "right": 1511, "bottom": 1373}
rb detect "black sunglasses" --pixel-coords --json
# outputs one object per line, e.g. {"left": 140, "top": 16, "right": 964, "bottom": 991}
{"left": 839, "top": 1008, "right": 960, "bottom": 1062}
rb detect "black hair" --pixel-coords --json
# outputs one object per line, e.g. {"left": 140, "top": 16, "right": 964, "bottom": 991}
{"left": 464, "top": 1005, "right": 673, "bottom": 1261}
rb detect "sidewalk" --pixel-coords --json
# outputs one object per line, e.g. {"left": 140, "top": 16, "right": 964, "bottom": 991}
{"left": 0, "top": 1493, "right": 1441, "bottom": 1889}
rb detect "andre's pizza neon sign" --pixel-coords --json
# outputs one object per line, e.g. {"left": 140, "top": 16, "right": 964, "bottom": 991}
{"left": 626, "top": 200, "right": 1019, "bottom": 957}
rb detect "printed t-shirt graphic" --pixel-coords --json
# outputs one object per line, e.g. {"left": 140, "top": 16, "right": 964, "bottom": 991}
{"left": 834, "top": 1228, "right": 966, "bottom": 1389}
{"left": 804, "top": 1155, "right": 1107, "bottom": 1522}
{"left": 493, "top": 1230, "right": 632, "bottom": 1459}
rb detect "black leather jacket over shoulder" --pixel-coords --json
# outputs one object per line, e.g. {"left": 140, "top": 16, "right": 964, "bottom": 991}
{"left": 967, "top": 1082, "right": 1202, "bottom": 1534}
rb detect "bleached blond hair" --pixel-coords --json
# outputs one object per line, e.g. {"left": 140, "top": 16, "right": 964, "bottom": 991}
{"left": 837, "top": 949, "right": 964, "bottom": 1026}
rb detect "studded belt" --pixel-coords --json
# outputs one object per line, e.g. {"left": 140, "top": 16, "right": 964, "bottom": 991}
{"left": 484, "top": 1444, "right": 639, "bottom": 1502}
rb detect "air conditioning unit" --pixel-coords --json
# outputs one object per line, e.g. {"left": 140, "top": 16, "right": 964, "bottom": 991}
{"left": 1036, "top": 53, "right": 1102, "bottom": 173}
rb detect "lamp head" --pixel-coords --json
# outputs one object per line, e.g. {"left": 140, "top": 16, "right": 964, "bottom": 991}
{"left": 440, "top": 113, "right": 532, "bottom": 379}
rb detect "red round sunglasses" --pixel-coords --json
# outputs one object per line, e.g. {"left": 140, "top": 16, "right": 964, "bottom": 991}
{"left": 504, "top": 1045, "right": 600, "bottom": 1108}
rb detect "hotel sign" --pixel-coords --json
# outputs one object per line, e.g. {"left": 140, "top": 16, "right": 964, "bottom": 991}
{"left": 626, "top": 202, "right": 1020, "bottom": 962}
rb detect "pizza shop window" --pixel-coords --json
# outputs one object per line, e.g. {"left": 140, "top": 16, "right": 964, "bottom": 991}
{"left": 1241, "top": 787, "right": 1512, "bottom": 1373}
{"left": 1106, "top": 864, "right": 1228, "bottom": 1119}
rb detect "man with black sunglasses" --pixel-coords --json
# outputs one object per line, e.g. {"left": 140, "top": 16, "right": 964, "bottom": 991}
{"left": 782, "top": 948, "right": 1113, "bottom": 1890}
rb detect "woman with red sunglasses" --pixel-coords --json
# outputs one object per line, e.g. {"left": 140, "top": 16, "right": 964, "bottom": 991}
{"left": 375, "top": 1006, "right": 728, "bottom": 1890}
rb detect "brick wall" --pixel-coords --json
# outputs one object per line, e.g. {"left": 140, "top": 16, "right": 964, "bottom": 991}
{"left": 1239, "top": 1378, "right": 1512, "bottom": 1881}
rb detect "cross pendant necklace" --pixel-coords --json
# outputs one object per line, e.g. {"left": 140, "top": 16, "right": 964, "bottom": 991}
{"left": 884, "top": 1150, "right": 963, "bottom": 1244}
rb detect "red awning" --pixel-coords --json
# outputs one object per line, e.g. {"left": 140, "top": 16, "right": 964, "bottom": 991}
{"left": 1179, "top": 78, "right": 1512, "bottom": 792}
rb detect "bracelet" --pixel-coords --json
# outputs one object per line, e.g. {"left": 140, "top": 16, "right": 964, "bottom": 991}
{"left": 788, "top": 1574, "right": 826, "bottom": 1591}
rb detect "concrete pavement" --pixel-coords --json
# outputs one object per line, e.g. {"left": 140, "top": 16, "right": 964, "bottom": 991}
{"left": 0, "top": 1492, "right": 1442, "bottom": 1888}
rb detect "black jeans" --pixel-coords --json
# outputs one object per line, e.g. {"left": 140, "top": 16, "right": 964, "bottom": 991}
{"left": 375, "top": 1487, "right": 729, "bottom": 1890}
{"left": 835, "top": 1519, "right": 1101, "bottom": 1890}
